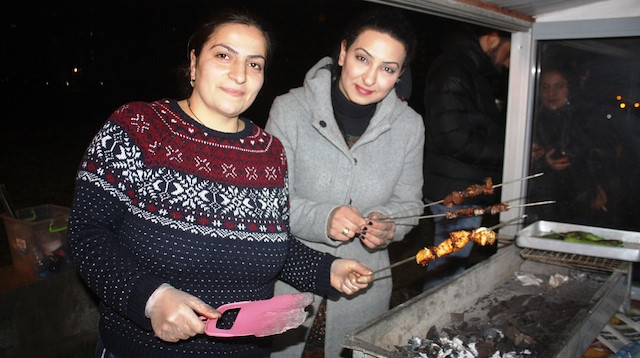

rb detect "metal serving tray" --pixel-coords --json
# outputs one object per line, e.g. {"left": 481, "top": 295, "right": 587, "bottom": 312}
{"left": 515, "top": 220, "right": 640, "bottom": 262}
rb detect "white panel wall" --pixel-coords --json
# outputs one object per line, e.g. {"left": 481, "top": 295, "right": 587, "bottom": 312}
{"left": 535, "top": 0, "right": 640, "bottom": 22}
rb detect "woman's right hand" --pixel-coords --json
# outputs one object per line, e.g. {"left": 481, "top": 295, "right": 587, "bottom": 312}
{"left": 327, "top": 205, "right": 368, "bottom": 242}
{"left": 329, "top": 259, "right": 373, "bottom": 295}
{"left": 146, "top": 285, "right": 220, "bottom": 342}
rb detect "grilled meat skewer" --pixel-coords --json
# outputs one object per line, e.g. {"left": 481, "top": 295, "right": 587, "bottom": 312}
{"left": 444, "top": 203, "right": 510, "bottom": 219}
{"left": 416, "top": 227, "right": 497, "bottom": 266}
{"left": 442, "top": 177, "right": 494, "bottom": 208}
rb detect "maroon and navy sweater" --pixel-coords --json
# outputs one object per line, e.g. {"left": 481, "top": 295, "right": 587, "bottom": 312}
{"left": 68, "top": 99, "right": 337, "bottom": 358}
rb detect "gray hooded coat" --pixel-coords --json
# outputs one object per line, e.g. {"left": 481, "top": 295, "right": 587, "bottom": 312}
{"left": 265, "top": 57, "right": 425, "bottom": 357}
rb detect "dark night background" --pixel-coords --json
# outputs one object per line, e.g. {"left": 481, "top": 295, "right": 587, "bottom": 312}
{"left": 0, "top": 0, "right": 458, "bottom": 210}
{"left": 0, "top": 1, "right": 472, "bottom": 266}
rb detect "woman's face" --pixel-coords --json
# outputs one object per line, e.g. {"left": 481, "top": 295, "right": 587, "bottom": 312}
{"left": 337, "top": 29, "right": 406, "bottom": 105}
{"left": 190, "top": 23, "right": 267, "bottom": 121}
{"left": 540, "top": 71, "right": 569, "bottom": 111}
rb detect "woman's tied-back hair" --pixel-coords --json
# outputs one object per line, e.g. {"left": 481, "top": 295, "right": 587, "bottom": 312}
{"left": 331, "top": 6, "right": 417, "bottom": 79}
{"left": 188, "top": 8, "right": 273, "bottom": 62}
{"left": 179, "top": 7, "right": 273, "bottom": 94}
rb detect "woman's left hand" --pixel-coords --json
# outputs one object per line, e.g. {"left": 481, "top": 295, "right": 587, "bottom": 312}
{"left": 329, "top": 259, "right": 373, "bottom": 295}
{"left": 358, "top": 211, "right": 396, "bottom": 250}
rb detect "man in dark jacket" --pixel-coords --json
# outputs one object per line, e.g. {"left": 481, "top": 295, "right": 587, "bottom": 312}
{"left": 422, "top": 25, "right": 510, "bottom": 291}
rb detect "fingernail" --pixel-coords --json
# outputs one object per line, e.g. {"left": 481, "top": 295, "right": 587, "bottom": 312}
{"left": 362, "top": 226, "right": 368, "bottom": 231}
{"left": 368, "top": 221, "right": 373, "bottom": 226}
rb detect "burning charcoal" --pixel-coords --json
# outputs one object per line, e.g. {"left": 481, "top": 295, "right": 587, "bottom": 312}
{"left": 503, "top": 326, "right": 536, "bottom": 348}
{"left": 394, "top": 267, "right": 605, "bottom": 358}
{"left": 474, "top": 340, "right": 497, "bottom": 356}
{"left": 479, "top": 324, "right": 504, "bottom": 341}
{"left": 519, "top": 310, "right": 541, "bottom": 327}
{"left": 489, "top": 311, "right": 508, "bottom": 326}
{"left": 487, "top": 300, "right": 510, "bottom": 318}
{"left": 407, "top": 336, "right": 422, "bottom": 350}
{"left": 450, "top": 312, "right": 465, "bottom": 324}
{"left": 426, "top": 325, "right": 440, "bottom": 340}
{"left": 514, "top": 331, "right": 536, "bottom": 347}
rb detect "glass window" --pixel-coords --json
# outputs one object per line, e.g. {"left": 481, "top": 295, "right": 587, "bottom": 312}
{"left": 525, "top": 36, "right": 640, "bottom": 231}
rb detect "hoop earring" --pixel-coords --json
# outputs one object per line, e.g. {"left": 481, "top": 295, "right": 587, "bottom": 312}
{"left": 190, "top": 78, "right": 195, "bottom": 88}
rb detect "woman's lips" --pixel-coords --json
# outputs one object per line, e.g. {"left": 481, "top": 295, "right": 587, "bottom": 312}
{"left": 222, "top": 87, "right": 244, "bottom": 97}
{"left": 355, "top": 84, "right": 373, "bottom": 95}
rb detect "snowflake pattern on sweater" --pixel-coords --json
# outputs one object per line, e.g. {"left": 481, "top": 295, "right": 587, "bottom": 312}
{"left": 68, "top": 99, "right": 336, "bottom": 358}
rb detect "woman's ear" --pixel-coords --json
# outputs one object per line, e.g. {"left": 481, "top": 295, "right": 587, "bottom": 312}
{"left": 189, "top": 49, "right": 197, "bottom": 80}
{"left": 337, "top": 40, "right": 348, "bottom": 67}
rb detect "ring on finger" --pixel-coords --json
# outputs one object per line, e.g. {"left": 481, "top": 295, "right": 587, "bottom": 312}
{"left": 342, "top": 227, "right": 350, "bottom": 236}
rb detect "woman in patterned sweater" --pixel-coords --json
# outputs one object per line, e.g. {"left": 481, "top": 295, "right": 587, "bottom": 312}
{"left": 68, "top": 8, "right": 372, "bottom": 358}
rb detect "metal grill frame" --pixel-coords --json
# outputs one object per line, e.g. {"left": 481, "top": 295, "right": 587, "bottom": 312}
{"left": 520, "top": 247, "right": 632, "bottom": 273}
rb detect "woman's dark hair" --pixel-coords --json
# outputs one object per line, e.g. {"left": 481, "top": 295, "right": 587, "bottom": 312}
{"left": 178, "top": 8, "right": 273, "bottom": 94}
{"left": 331, "top": 7, "right": 417, "bottom": 79}
{"left": 540, "top": 61, "right": 578, "bottom": 101}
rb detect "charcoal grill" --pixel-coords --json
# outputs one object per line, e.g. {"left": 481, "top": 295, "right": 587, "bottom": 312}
{"left": 343, "top": 243, "right": 631, "bottom": 358}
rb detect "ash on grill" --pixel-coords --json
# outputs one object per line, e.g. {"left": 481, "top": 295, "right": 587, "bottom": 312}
{"left": 395, "top": 269, "right": 610, "bottom": 358}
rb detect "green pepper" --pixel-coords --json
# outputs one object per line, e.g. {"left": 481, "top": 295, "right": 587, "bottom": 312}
{"left": 541, "top": 231, "right": 564, "bottom": 240}
{"left": 563, "top": 236, "right": 622, "bottom": 246}
{"left": 539, "top": 230, "right": 622, "bottom": 247}
{"left": 563, "top": 231, "right": 608, "bottom": 241}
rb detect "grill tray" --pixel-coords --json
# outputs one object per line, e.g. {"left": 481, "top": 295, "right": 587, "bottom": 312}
{"left": 515, "top": 221, "right": 640, "bottom": 262}
{"left": 520, "top": 247, "right": 632, "bottom": 273}
{"left": 344, "top": 244, "right": 628, "bottom": 358}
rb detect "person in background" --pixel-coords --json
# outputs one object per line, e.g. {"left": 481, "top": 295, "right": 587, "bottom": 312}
{"left": 265, "top": 7, "right": 423, "bottom": 358}
{"left": 67, "top": 8, "right": 373, "bottom": 358}
{"left": 422, "top": 24, "right": 511, "bottom": 292}
{"left": 527, "top": 64, "right": 615, "bottom": 227}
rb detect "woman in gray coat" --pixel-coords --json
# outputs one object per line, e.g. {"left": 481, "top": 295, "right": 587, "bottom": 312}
{"left": 265, "top": 7, "right": 424, "bottom": 358}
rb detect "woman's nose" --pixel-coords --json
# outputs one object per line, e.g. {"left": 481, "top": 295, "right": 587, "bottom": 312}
{"left": 229, "top": 61, "right": 246, "bottom": 83}
{"left": 362, "top": 67, "right": 376, "bottom": 86}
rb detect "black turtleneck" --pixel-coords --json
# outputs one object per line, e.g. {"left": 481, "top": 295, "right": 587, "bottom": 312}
{"left": 331, "top": 83, "right": 376, "bottom": 147}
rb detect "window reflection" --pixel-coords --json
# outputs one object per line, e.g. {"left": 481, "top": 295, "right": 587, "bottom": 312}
{"left": 526, "top": 37, "right": 640, "bottom": 231}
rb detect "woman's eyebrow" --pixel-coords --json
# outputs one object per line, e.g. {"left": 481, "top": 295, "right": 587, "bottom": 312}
{"left": 354, "top": 47, "right": 400, "bottom": 67}
{"left": 212, "top": 43, "right": 265, "bottom": 61}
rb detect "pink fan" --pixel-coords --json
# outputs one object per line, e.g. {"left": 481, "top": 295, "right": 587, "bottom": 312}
{"left": 202, "top": 292, "right": 314, "bottom": 337}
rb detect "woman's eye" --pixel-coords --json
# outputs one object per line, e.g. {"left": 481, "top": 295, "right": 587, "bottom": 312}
{"left": 356, "top": 55, "right": 368, "bottom": 63}
{"left": 249, "top": 62, "right": 263, "bottom": 71}
{"left": 216, "top": 53, "right": 231, "bottom": 60}
{"left": 382, "top": 66, "right": 397, "bottom": 74}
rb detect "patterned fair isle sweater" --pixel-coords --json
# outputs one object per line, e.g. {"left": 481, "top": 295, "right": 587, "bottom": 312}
{"left": 68, "top": 99, "right": 337, "bottom": 358}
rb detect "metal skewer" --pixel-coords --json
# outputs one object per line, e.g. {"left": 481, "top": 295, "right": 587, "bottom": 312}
{"left": 384, "top": 200, "right": 554, "bottom": 222}
{"left": 383, "top": 173, "right": 543, "bottom": 219}
{"left": 372, "top": 215, "right": 527, "bottom": 276}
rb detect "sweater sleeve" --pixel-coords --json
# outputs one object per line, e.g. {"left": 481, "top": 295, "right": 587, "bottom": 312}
{"left": 279, "top": 238, "right": 340, "bottom": 298}
{"left": 68, "top": 112, "right": 164, "bottom": 331}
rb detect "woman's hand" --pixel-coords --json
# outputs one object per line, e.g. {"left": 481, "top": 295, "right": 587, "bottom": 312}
{"left": 531, "top": 142, "right": 545, "bottom": 162}
{"left": 327, "top": 205, "right": 368, "bottom": 242}
{"left": 329, "top": 259, "right": 373, "bottom": 295}
{"left": 146, "top": 285, "right": 220, "bottom": 342}
{"left": 591, "top": 184, "right": 608, "bottom": 211}
{"left": 545, "top": 149, "right": 572, "bottom": 171}
{"left": 359, "top": 211, "right": 396, "bottom": 250}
